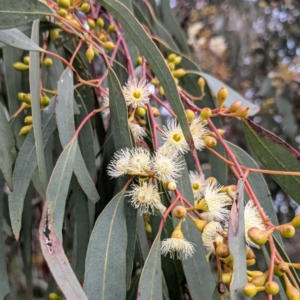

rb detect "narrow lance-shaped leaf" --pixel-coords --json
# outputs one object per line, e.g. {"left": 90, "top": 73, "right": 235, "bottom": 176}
{"left": 243, "top": 118, "right": 300, "bottom": 204}
{"left": 56, "top": 67, "right": 99, "bottom": 203}
{"left": 0, "top": 0, "right": 52, "bottom": 29}
{"left": 0, "top": 28, "right": 44, "bottom": 51}
{"left": 98, "top": 0, "right": 194, "bottom": 150}
{"left": 9, "top": 98, "right": 56, "bottom": 240}
{"left": 228, "top": 180, "right": 250, "bottom": 300}
{"left": 0, "top": 103, "right": 16, "bottom": 189}
{"left": 30, "top": 20, "right": 48, "bottom": 195}
{"left": 137, "top": 233, "right": 162, "bottom": 300}
{"left": 39, "top": 139, "right": 87, "bottom": 300}
{"left": 84, "top": 191, "right": 127, "bottom": 300}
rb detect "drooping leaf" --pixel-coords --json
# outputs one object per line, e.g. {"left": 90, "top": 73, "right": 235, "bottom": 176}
{"left": 243, "top": 118, "right": 300, "bottom": 204}
{"left": 39, "top": 139, "right": 87, "bottom": 299}
{"left": 175, "top": 162, "right": 215, "bottom": 300}
{"left": 98, "top": 0, "right": 194, "bottom": 150}
{"left": 228, "top": 180, "right": 249, "bottom": 300}
{"left": 0, "top": 28, "right": 44, "bottom": 51}
{"left": 56, "top": 68, "right": 99, "bottom": 203}
{"left": 0, "top": 173, "right": 10, "bottom": 299}
{"left": 30, "top": 20, "right": 48, "bottom": 195}
{"left": 137, "top": 233, "right": 162, "bottom": 300}
{"left": 84, "top": 191, "right": 127, "bottom": 300}
{"left": 0, "top": 103, "right": 16, "bottom": 189}
{"left": 9, "top": 98, "right": 56, "bottom": 240}
{"left": 0, "top": 0, "right": 51, "bottom": 29}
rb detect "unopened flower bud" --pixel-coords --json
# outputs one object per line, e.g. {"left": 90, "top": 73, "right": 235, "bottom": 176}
{"left": 174, "top": 56, "right": 182, "bottom": 65}
{"left": 57, "top": 0, "right": 70, "bottom": 9}
{"left": 274, "top": 262, "right": 289, "bottom": 276}
{"left": 247, "top": 270, "right": 263, "bottom": 277}
{"left": 168, "top": 62, "right": 175, "bottom": 71}
{"left": 19, "top": 125, "right": 33, "bottom": 135}
{"left": 50, "top": 29, "right": 60, "bottom": 40}
{"left": 58, "top": 8, "right": 68, "bottom": 17}
{"left": 80, "top": 3, "right": 90, "bottom": 13}
{"left": 13, "top": 62, "right": 29, "bottom": 71}
{"left": 43, "top": 58, "right": 53, "bottom": 67}
{"left": 87, "top": 18, "right": 95, "bottom": 29}
{"left": 235, "top": 107, "right": 249, "bottom": 118}
{"left": 151, "top": 77, "right": 159, "bottom": 86}
{"left": 23, "top": 56, "right": 30, "bottom": 65}
{"left": 159, "top": 86, "right": 164, "bottom": 96}
{"left": 173, "top": 206, "right": 187, "bottom": 219}
{"left": 18, "top": 92, "right": 26, "bottom": 101}
{"left": 99, "top": 33, "right": 107, "bottom": 42}
{"left": 284, "top": 273, "right": 300, "bottom": 300}
{"left": 145, "top": 222, "right": 152, "bottom": 233}
{"left": 167, "top": 53, "right": 176, "bottom": 62}
{"left": 248, "top": 227, "right": 274, "bottom": 246}
{"left": 204, "top": 136, "right": 217, "bottom": 148}
{"left": 138, "top": 119, "right": 147, "bottom": 126}
{"left": 102, "top": 41, "right": 115, "bottom": 51}
{"left": 151, "top": 107, "right": 160, "bottom": 117}
{"left": 107, "top": 24, "right": 116, "bottom": 33}
{"left": 243, "top": 283, "right": 258, "bottom": 297}
{"left": 198, "top": 77, "right": 205, "bottom": 95}
{"left": 265, "top": 281, "right": 279, "bottom": 295}
{"left": 200, "top": 107, "right": 212, "bottom": 119}
{"left": 185, "top": 109, "right": 195, "bottom": 122}
{"left": 40, "top": 96, "right": 50, "bottom": 107}
{"left": 227, "top": 101, "right": 241, "bottom": 113}
{"left": 135, "top": 107, "right": 146, "bottom": 117}
{"left": 23, "top": 94, "right": 31, "bottom": 105}
{"left": 189, "top": 214, "right": 207, "bottom": 232}
{"left": 24, "top": 116, "right": 33, "bottom": 125}
{"left": 97, "top": 17, "right": 104, "bottom": 29}
{"left": 279, "top": 224, "right": 295, "bottom": 238}
{"left": 86, "top": 44, "right": 94, "bottom": 63}
{"left": 217, "top": 129, "right": 226, "bottom": 136}
{"left": 172, "top": 68, "right": 186, "bottom": 78}
{"left": 291, "top": 214, "right": 300, "bottom": 227}
{"left": 216, "top": 243, "right": 230, "bottom": 258}
{"left": 250, "top": 270, "right": 269, "bottom": 287}
{"left": 167, "top": 181, "right": 176, "bottom": 191}
{"left": 206, "top": 177, "right": 217, "bottom": 185}
{"left": 246, "top": 247, "right": 256, "bottom": 260}
{"left": 222, "top": 272, "right": 232, "bottom": 284}
{"left": 246, "top": 258, "right": 256, "bottom": 266}
{"left": 136, "top": 56, "right": 143, "bottom": 65}
{"left": 217, "top": 87, "right": 228, "bottom": 109}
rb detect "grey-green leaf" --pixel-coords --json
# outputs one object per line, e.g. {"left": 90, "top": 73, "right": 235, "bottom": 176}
{"left": 98, "top": 0, "right": 194, "bottom": 150}
{"left": 228, "top": 180, "right": 249, "bottom": 300}
{"left": 84, "top": 191, "right": 127, "bottom": 300}
{"left": 0, "top": 103, "right": 16, "bottom": 189}
{"left": 9, "top": 97, "right": 56, "bottom": 240}
{"left": 30, "top": 20, "right": 48, "bottom": 195}
{"left": 137, "top": 233, "right": 162, "bottom": 300}
{"left": 0, "top": 28, "right": 44, "bottom": 51}
{"left": 0, "top": 0, "right": 52, "bottom": 29}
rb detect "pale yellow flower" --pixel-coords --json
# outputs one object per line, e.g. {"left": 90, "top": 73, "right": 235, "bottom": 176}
{"left": 107, "top": 148, "right": 131, "bottom": 178}
{"left": 161, "top": 237, "right": 195, "bottom": 260}
{"left": 189, "top": 171, "right": 206, "bottom": 199}
{"left": 123, "top": 79, "right": 150, "bottom": 108}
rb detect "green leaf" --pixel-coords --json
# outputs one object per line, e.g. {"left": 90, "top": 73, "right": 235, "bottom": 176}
{"left": 9, "top": 97, "right": 56, "bottom": 240}
{"left": 0, "top": 28, "right": 44, "bottom": 51}
{"left": 98, "top": 0, "right": 194, "bottom": 150}
{"left": 227, "top": 141, "right": 282, "bottom": 244}
{"left": 0, "top": 174, "right": 10, "bottom": 299}
{"left": 175, "top": 162, "right": 215, "bottom": 300}
{"left": 0, "top": 0, "right": 51, "bottom": 29}
{"left": 228, "top": 180, "right": 249, "bottom": 300}
{"left": 30, "top": 20, "right": 48, "bottom": 195}
{"left": 56, "top": 68, "right": 99, "bottom": 203}
{"left": 160, "top": 1, "right": 189, "bottom": 54}
{"left": 84, "top": 191, "right": 127, "bottom": 300}
{"left": 0, "top": 103, "right": 16, "bottom": 189}
{"left": 39, "top": 139, "right": 87, "bottom": 299}
{"left": 200, "top": 72, "right": 260, "bottom": 116}
{"left": 137, "top": 233, "right": 162, "bottom": 300}
{"left": 243, "top": 118, "right": 300, "bottom": 204}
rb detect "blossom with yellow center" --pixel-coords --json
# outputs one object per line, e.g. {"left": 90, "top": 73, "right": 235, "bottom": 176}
{"left": 161, "top": 119, "right": 189, "bottom": 154}
{"left": 189, "top": 171, "right": 206, "bottom": 200}
{"left": 107, "top": 148, "right": 131, "bottom": 178}
{"left": 123, "top": 79, "right": 150, "bottom": 108}
{"left": 244, "top": 200, "right": 266, "bottom": 248}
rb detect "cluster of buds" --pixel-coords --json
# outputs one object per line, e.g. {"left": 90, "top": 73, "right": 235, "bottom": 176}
{"left": 13, "top": 56, "right": 53, "bottom": 71}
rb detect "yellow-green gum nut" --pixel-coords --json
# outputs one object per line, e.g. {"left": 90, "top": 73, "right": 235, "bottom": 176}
{"left": 145, "top": 222, "right": 152, "bottom": 234}
{"left": 204, "top": 136, "right": 217, "bottom": 148}
{"left": 200, "top": 107, "right": 212, "bottom": 119}
{"left": 168, "top": 62, "right": 175, "bottom": 71}
{"left": 50, "top": 29, "right": 60, "bottom": 40}
{"left": 173, "top": 206, "right": 187, "bottom": 219}
{"left": 58, "top": 8, "right": 68, "bottom": 17}
{"left": 217, "top": 87, "right": 228, "bottom": 108}
{"left": 235, "top": 107, "right": 249, "bottom": 118}
{"left": 246, "top": 258, "right": 256, "bottom": 266}
{"left": 24, "top": 116, "right": 33, "bottom": 125}
{"left": 172, "top": 68, "right": 186, "bottom": 78}
{"left": 135, "top": 107, "right": 146, "bottom": 117}
{"left": 107, "top": 24, "right": 116, "bottom": 33}
{"left": 222, "top": 272, "right": 232, "bottom": 284}
{"left": 265, "top": 281, "right": 279, "bottom": 295}
{"left": 174, "top": 56, "right": 182, "bottom": 65}
{"left": 40, "top": 96, "right": 50, "bottom": 107}
{"left": 102, "top": 41, "right": 115, "bottom": 51}
{"left": 80, "top": 3, "right": 90, "bottom": 13}
{"left": 243, "top": 283, "right": 258, "bottom": 297}
{"left": 250, "top": 271, "right": 269, "bottom": 287}
{"left": 87, "top": 18, "right": 95, "bottom": 29}
{"left": 19, "top": 125, "right": 33, "bottom": 136}
{"left": 167, "top": 53, "right": 176, "bottom": 62}
{"left": 274, "top": 262, "right": 289, "bottom": 276}
{"left": 23, "top": 94, "right": 31, "bottom": 105}
{"left": 151, "top": 77, "right": 159, "bottom": 86}
{"left": 280, "top": 224, "right": 296, "bottom": 238}
{"left": 18, "top": 92, "right": 26, "bottom": 101}
{"left": 86, "top": 44, "right": 94, "bottom": 63}
{"left": 13, "top": 62, "right": 29, "bottom": 71}
{"left": 185, "top": 109, "right": 195, "bottom": 122}
{"left": 291, "top": 214, "right": 300, "bottom": 227}
{"left": 23, "top": 56, "right": 30, "bottom": 65}
{"left": 227, "top": 101, "right": 241, "bottom": 113}
{"left": 159, "top": 86, "right": 164, "bottom": 96}
{"left": 57, "top": 0, "right": 70, "bottom": 9}
{"left": 43, "top": 58, "right": 53, "bottom": 67}
{"left": 136, "top": 56, "right": 143, "bottom": 65}
{"left": 96, "top": 17, "right": 104, "bottom": 29}
{"left": 216, "top": 243, "right": 230, "bottom": 258}
{"left": 197, "top": 77, "right": 205, "bottom": 91}
{"left": 247, "top": 227, "right": 273, "bottom": 246}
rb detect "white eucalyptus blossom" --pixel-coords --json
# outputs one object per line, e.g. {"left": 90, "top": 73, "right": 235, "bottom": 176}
{"left": 189, "top": 171, "right": 206, "bottom": 200}
{"left": 123, "top": 79, "right": 150, "bottom": 108}
{"left": 161, "top": 238, "right": 195, "bottom": 260}
{"left": 128, "top": 121, "right": 146, "bottom": 141}
{"left": 107, "top": 148, "right": 131, "bottom": 178}
{"left": 128, "top": 147, "right": 151, "bottom": 174}
{"left": 190, "top": 117, "right": 207, "bottom": 151}
{"left": 209, "top": 36, "right": 227, "bottom": 57}
{"left": 101, "top": 90, "right": 110, "bottom": 118}
{"left": 202, "top": 221, "right": 224, "bottom": 254}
